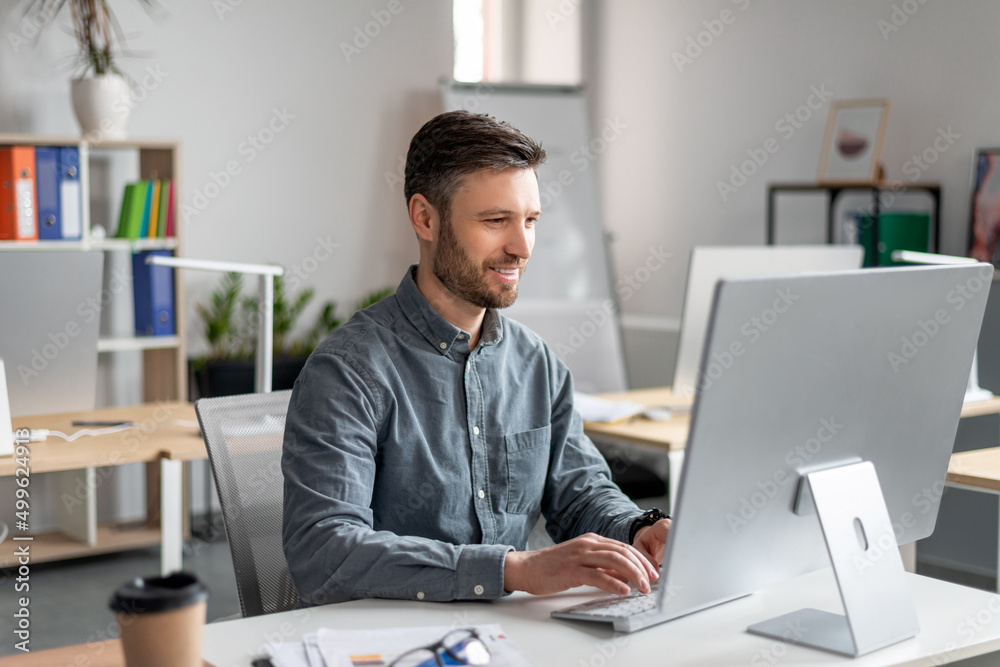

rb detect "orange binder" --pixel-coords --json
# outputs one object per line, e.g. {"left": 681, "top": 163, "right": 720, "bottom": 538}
{"left": 0, "top": 146, "right": 39, "bottom": 240}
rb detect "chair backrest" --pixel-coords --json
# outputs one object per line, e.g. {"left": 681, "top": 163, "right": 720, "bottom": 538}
{"left": 195, "top": 390, "right": 298, "bottom": 617}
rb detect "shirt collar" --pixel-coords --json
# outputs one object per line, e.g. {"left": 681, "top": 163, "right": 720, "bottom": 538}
{"left": 396, "top": 265, "right": 505, "bottom": 355}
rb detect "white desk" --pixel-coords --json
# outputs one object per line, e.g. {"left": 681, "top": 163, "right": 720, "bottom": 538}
{"left": 203, "top": 570, "right": 1000, "bottom": 666}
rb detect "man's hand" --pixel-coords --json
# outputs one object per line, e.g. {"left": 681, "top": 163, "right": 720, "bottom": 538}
{"left": 503, "top": 533, "right": 659, "bottom": 596}
{"left": 632, "top": 518, "right": 672, "bottom": 569}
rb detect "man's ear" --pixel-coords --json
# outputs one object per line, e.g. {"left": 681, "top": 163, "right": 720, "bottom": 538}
{"left": 409, "top": 194, "right": 437, "bottom": 243}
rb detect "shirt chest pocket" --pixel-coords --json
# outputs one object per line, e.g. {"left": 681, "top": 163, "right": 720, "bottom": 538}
{"left": 504, "top": 424, "right": 551, "bottom": 514}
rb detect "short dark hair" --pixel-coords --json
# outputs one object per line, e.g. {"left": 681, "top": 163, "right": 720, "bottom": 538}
{"left": 404, "top": 110, "right": 546, "bottom": 223}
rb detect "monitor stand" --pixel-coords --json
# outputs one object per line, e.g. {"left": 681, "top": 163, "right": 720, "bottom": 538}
{"left": 747, "top": 461, "right": 919, "bottom": 657}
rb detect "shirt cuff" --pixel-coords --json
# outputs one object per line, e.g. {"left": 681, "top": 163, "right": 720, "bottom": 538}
{"left": 456, "top": 544, "right": 513, "bottom": 599}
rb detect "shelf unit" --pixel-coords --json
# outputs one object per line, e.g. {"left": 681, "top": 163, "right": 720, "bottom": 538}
{"left": 766, "top": 182, "right": 941, "bottom": 266}
{"left": 0, "top": 133, "right": 186, "bottom": 562}
{"left": 0, "top": 133, "right": 186, "bottom": 401}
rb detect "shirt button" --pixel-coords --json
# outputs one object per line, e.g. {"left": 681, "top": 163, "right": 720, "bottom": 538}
{"left": 439, "top": 342, "right": 447, "bottom": 350}
{"left": 474, "top": 584, "right": 484, "bottom": 596}
{"left": 473, "top": 426, "right": 480, "bottom": 435}
{"left": 417, "top": 591, "right": 425, "bottom": 600}
{"left": 458, "top": 333, "right": 465, "bottom": 340}
{"left": 477, "top": 489, "right": 485, "bottom": 499}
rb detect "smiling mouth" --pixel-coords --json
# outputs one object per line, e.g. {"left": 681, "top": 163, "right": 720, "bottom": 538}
{"left": 488, "top": 266, "right": 522, "bottom": 283}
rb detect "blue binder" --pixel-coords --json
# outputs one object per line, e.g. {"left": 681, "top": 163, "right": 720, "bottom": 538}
{"left": 57, "top": 147, "right": 82, "bottom": 240}
{"left": 34, "top": 147, "right": 61, "bottom": 240}
{"left": 132, "top": 250, "right": 176, "bottom": 336}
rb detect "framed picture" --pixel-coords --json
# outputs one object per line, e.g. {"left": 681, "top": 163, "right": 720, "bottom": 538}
{"left": 968, "top": 148, "right": 1000, "bottom": 267}
{"left": 817, "top": 99, "right": 890, "bottom": 185}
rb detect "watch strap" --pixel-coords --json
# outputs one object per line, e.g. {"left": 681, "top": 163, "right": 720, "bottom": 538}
{"left": 628, "top": 507, "right": 670, "bottom": 544}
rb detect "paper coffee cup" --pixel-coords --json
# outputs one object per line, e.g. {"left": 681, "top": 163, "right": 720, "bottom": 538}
{"left": 109, "top": 571, "right": 209, "bottom": 667}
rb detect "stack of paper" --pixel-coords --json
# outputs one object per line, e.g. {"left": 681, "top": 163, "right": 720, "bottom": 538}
{"left": 264, "top": 623, "right": 532, "bottom": 667}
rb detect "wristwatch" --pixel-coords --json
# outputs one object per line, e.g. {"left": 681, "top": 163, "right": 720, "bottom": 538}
{"left": 628, "top": 507, "right": 670, "bottom": 544}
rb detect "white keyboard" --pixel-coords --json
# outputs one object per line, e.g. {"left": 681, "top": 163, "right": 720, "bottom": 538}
{"left": 553, "top": 586, "right": 659, "bottom": 619}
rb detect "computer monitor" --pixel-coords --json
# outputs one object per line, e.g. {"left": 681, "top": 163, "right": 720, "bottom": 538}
{"left": 672, "top": 245, "right": 864, "bottom": 399}
{"left": 0, "top": 250, "right": 103, "bottom": 417}
{"left": 556, "top": 263, "right": 991, "bottom": 654}
{"left": 663, "top": 263, "right": 991, "bottom": 654}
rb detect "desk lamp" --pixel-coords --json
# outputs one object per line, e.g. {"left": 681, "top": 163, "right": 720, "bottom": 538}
{"left": 145, "top": 256, "right": 284, "bottom": 394}
{"left": 892, "top": 250, "right": 993, "bottom": 403}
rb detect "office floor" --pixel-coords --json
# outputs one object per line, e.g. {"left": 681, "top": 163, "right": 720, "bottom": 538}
{"left": 0, "top": 520, "right": 240, "bottom": 657}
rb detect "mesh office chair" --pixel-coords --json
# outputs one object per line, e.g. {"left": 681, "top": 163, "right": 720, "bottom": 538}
{"left": 195, "top": 390, "right": 299, "bottom": 617}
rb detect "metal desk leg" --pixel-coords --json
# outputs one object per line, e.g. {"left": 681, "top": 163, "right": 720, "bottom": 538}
{"left": 160, "top": 458, "right": 184, "bottom": 575}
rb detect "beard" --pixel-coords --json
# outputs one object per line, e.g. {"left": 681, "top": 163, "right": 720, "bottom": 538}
{"left": 432, "top": 218, "right": 525, "bottom": 309}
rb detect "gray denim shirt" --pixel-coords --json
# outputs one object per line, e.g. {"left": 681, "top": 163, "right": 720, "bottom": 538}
{"left": 282, "top": 266, "right": 642, "bottom": 605}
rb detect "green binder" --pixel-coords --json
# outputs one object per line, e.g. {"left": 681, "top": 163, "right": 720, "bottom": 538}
{"left": 857, "top": 212, "right": 930, "bottom": 267}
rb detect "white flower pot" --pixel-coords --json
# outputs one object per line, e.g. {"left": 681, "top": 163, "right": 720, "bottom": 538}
{"left": 70, "top": 75, "right": 131, "bottom": 140}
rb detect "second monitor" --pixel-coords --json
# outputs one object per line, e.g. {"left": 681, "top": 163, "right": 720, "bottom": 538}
{"left": 672, "top": 244, "right": 863, "bottom": 398}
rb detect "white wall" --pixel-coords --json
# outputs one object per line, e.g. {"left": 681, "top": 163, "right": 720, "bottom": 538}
{"left": 1, "top": 0, "right": 454, "bottom": 359}
{"left": 585, "top": 0, "right": 1000, "bottom": 323}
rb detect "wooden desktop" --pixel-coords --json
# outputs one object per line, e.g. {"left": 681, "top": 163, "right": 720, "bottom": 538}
{"left": 1, "top": 402, "right": 203, "bottom": 572}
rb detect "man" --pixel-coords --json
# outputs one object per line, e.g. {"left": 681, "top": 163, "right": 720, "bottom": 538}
{"left": 282, "top": 110, "right": 670, "bottom": 606}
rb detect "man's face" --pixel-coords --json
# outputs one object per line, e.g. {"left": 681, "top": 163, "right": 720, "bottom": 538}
{"left": 432, "top": 167, "right": 541, "bottom": 310}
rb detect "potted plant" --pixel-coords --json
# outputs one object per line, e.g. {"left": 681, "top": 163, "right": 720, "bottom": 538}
{"left": 22, "top": 0, "right": 160, "bottom": 138}
{"left": 192, "top": 272, "right": 393, "bottom": 398}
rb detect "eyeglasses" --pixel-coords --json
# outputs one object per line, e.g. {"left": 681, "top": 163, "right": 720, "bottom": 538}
{"left": 388, "top": 628, "right": 492, "bottom": 667}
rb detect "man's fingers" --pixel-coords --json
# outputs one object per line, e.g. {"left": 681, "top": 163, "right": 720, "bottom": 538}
{"left": 579, "top": 568, "right": 632, "bottom": 596}
{"left": 578, "top": 547, "right": 651, "bottom": 593}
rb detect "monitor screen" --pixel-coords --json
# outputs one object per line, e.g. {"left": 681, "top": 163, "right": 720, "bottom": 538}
{"left": 673, "top": 245, "right": 864, "bottom": 399}
{"left": 0, "top": 250, "right": 103, "bottom": 417}
{"left": 660, "top": 263, "right": 990, "bottom": 623}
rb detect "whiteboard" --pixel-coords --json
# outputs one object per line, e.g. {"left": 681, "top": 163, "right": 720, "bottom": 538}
{"left": 441, "top": 82, "right": 627, "bottom": 391}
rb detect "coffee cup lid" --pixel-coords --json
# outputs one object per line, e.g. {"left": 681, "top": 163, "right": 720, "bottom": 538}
{"left": 109, "top": 571, "right": 208, "bottom": 615}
